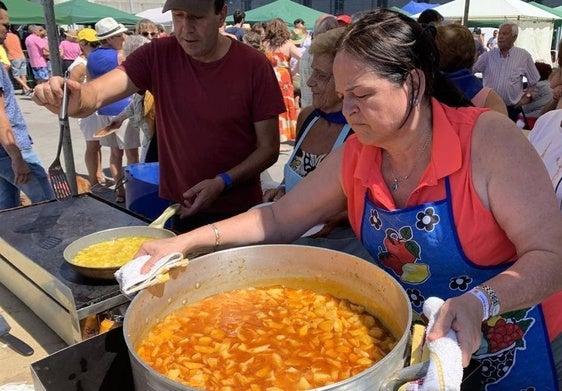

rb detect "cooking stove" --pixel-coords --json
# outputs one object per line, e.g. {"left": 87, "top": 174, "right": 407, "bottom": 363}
{"left": 31, "top": 326, "right": 134, "bottom": 391}
{"left": 0, "top": 194, "right": 155, "bottom": 344}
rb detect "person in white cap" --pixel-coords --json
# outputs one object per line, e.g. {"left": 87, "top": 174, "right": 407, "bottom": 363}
{"left": 87, "top": 17, "right": 140, "bottom": 203}
{"left": 32, "top": 0, "right": 285, "bottom": 232}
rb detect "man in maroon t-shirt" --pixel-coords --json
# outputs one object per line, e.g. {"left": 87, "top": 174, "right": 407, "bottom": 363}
{"left": 32, "top": 0, "right": 285, "bottom": 232}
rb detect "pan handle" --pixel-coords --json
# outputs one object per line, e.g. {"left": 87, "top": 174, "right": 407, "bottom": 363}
{"left": 149, "top": 204, "right": 181, "bottom": 229}
{"left": 381, "top": 361, "right": 430, "bottom": 391}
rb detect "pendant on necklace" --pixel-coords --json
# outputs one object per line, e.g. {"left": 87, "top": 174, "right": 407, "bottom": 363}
{"left": 391, "top": 181, "right": 399, "bottom": 191}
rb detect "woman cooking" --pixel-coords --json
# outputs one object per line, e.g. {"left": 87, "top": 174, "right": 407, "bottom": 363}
{"left": 138, "top": 10, "right": 562, "bottom": 388}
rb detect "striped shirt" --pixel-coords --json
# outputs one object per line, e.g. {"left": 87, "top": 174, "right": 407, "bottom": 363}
{"left": 473, "top": 47, "right": 540, "bottom": 106}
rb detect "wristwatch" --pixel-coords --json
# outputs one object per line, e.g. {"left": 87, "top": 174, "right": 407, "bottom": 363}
{"left": 481, "top": 285, "right": 501, "bottom": 317}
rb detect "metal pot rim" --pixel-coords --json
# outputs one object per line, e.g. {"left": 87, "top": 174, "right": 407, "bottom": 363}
{"left": 124, "top": 244, "right": 413, "bottom": 390}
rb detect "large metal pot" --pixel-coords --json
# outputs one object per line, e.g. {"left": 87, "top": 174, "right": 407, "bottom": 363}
{"left": 63, "top": 204, "right": 180, "bottom": 279}
{"left": 124, "top": 244, "right": 413, "bottom": 390}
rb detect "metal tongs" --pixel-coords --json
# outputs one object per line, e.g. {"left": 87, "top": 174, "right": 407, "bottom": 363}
{"left": 47, "top": 73, "right": 72, "bottom": 200}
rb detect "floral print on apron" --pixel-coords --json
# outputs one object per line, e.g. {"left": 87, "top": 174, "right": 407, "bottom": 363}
{"left": 359, "top": 178, "right": 557, "bottom": 389}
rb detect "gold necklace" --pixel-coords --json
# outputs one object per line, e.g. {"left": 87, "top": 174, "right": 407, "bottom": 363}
{"left": 388, "top": 131, "right": 432, "bottom": 192}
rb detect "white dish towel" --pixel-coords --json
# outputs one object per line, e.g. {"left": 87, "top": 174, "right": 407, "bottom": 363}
{"left": 420, "top": 297, "right": 463, "bottom": 391}
{"left": 114, "top": 252, "right": 187, "bottom": 297}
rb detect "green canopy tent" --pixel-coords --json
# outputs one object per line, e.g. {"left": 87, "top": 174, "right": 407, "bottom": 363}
{"left": 226, "top": 0, "right": 325, "bottom": 28}
{"left": 529, "top": 2, "right": 562, "bottom": 24}
{"left": 53, "top": 0, "right": 141, "bottom": 25}
{"left": 4, "top": 0, "right": 45, "bottom": 25}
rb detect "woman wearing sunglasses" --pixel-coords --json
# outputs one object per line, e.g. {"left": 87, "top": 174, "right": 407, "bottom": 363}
{"left": 135, "top": 19, "right": 158, "bottom": 40}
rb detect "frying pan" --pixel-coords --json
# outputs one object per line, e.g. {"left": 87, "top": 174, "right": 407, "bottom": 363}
{"left": 63, "top": 204, "right": 180, "bottom": 280}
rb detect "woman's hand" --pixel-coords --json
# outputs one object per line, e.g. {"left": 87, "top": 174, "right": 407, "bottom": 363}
{"left": 426, "top": 293, "right": 484, "bottom": 367}
{"left": 263, "top": 186, "right": 285, "bottom": 202}
{"left": 136, "top": 236, "right": 189, "bottom": 274}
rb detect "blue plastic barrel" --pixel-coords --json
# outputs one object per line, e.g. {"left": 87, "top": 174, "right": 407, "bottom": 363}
{"left": 124, "top": 163, "right": 170, "bottom": 223}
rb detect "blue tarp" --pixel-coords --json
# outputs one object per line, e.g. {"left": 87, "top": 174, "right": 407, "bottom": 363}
{"left": 402, "top": 1, "right": 440, "bottom": 15}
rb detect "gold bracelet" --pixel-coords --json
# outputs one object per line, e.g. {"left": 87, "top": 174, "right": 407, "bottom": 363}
{"left": 209, "top": 223, "right": 221, "bottom": 251}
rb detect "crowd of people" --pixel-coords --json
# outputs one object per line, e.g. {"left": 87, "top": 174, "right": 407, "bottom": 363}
{"left": 0, "top": 0, "right": 560, "bottom": 387}
{"left": 0, "top": 12, "right": 171, "bottom": 204}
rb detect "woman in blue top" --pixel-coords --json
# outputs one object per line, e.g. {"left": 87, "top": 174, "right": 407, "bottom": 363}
{"left": 89, "top": 17, "right": 140, "bottom": 202}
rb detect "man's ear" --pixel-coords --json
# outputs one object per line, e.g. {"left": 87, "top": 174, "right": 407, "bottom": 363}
{"left": 218, "top": 4, "right": 227, "bottom": 26}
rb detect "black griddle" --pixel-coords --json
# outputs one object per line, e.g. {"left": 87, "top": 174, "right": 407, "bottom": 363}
{"left": 0, "top": 194, "right": 152, "bottom": 310}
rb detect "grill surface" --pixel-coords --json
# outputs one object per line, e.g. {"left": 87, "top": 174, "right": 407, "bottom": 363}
{"left": 0, "top": 194, "right": 153, "bottom": 309}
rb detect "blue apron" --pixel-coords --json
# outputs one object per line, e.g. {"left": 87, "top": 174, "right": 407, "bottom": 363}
{"left": 360, "top": 178, "right": 557, "bottom": 389}
{"left": 284, "top": 115, "right": 350, "bottom": 192}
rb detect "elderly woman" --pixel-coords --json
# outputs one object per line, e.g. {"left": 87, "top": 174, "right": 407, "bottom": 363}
{"left": 522, "top": 61, "right": 553, "bottom": 128}
{"left": 263, "top": 28, "right": 370, "bottom": 259}
{"left": 264, "top": 27, "right": 350, "bottom": 202}
{"left": 97, "top": 35, "right": 155, "bottom": 163}
{"left": 435, "top": 24, "right": 507, "bottom": 115}
{"left": 138, "top": 10, "right": 562, "bottom": 388}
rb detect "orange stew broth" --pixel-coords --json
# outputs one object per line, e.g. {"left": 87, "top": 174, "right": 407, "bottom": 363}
{"left": 136, "top": 286, "right": 396, "bottom": 390}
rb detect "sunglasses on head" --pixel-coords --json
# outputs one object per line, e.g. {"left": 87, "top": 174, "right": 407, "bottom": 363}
{"left": 141, "top": 32, "right": 157, "bottom": 37}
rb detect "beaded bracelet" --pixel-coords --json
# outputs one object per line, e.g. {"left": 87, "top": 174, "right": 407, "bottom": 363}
{"left": 209, "top": 223, "right": 221, "bottom": 252}
{"left": 469, "top": 285, "right": 501, "bottom": 321}
{"left": 469, "top": 287, "right": 490, "bottom": 321}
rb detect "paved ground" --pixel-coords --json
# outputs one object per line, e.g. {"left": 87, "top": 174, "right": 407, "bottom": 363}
{"left": 18, "top": 92, "right": 290, "bottom": 206}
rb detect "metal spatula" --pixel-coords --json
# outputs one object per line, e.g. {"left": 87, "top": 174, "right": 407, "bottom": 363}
{"left": 0, "top": 314, "right": 34, "bottom": 356}
{"left": 48, "top": 77, "right": 72, "bottom": 200}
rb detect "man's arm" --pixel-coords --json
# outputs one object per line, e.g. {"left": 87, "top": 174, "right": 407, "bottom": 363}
{"left": 32, "top": 67, "right": 139, "bottom": 118}
{"left": 222, "top": 117, "right": 280, "bottom": 187}
{"left": 515, "top": 53, "right": 540, "bottom": 107}
{"left": 42, "top": 46, "right": 49, "bottom": 60}
{"left": 0, "top": 93, "right": 30, "bottom": 185}
{"left": 471, "top": 51, "right": 487, "bottom": 74}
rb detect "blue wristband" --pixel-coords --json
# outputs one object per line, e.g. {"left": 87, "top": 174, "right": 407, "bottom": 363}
{"left": 218, "top": 172, "right": 233, "bottom": 190}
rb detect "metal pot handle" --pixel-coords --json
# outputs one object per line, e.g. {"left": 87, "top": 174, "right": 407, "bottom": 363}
{"left": 148, "top": 204, "right": 181, "bottom": 229}
{"left": 381, "top": 361, "right": 430, "bottom": 391}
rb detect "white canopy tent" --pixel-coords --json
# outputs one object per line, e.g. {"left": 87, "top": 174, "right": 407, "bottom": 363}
{"left": 413, "top": 0, "right": 560, "bottom": 61}
{"left": 419, "top": 0, "right": 559, "bottom": 21}
{"left": 135, "top": 7, "right": 172, "bottom": 26}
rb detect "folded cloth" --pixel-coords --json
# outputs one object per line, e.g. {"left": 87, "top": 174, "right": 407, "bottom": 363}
{"left": 421, "top": 297, "right": 463, "bottom": 391}
{"left": 114, "top": 252, "right": 187, "bottom": 297}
